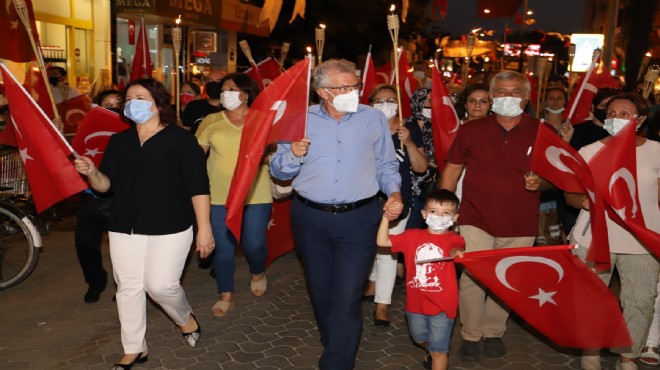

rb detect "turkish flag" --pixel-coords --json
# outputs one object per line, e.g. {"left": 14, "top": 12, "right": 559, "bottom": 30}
{"left": 128, "top": 20, "right": 136, "bottom": 45}
{"left": 430, "top": 61, "right": 460, "bottom": 171}
{"left": 0, "top": 65, "right": 87, "bottom": 213}
{"left": 530, "top": 123, "right": 611, "bottom": 270}
{"left": 23, "top": 62, "right": 54, "bottom": 119}
{"left": 457, "top": 245, "right": 632, "bottom": 348}
{"left": 130, "top": 18, "right": 152, "bottom": 81}
{"left": 265, "top": 199, "right": 295, "bottom": 266}
{"left": 476, "top": 0, "right": 523, "bottom": 18}
{"left": 225, "top": 57, "right": 311, "bottom": 240}
{"left": 245, "top": 57, "right": 283, "bottom": 88}
{"left": 71, "top": 107, "right": 129, "bottom": 167}
{"left": 527, "top": 74, "right": 539, "bottom": 114}
{"left": 390, "top": 50, "right": 417, "bottom": 118}
{"left": 360, "top": 50, "right": 378, "bottom": 104}
{"left": 564, "top": 66, "right": 619, "bottom": 124}
{"left": 0, "top": 117, "right": 18, "bottom": 147}
{"left": 56, "top": 94, "right": 92, "bottom": 135}
{"left": 374, "top": 61, "right": 392, "bottom": 85}
{"left": 434, "top": 0, "right": 448, "bottom": 18}
{"left": 588, "top": 119, "right": 660, "bottom": 257}
{"left": 0, "top": 0, "right": 39, "bottom": 62}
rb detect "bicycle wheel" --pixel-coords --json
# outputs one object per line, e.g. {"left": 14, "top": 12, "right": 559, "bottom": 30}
{"left": 0, "top": 202, "right": 42, "bottom": 289}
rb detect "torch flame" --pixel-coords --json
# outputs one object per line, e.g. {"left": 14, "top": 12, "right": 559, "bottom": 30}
{"left": 319, "top": 23, "right": 326, "bottom": 29}
{"left": 175, "top": 15, "right": 182, "bottom": 25}
{"left": 389, "top": 4, "right": 395, "bottom": 12}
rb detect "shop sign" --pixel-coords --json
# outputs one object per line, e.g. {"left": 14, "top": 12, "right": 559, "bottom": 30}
{"left": 221, "top": 0, "right": 268, "bottom": 37}
{"left": 194, "top": 31, "right": 216, "bottom": 53}
{"left": 158, "top": 0, "right": 221, "bottom": 27}
{"left": 115, "top": 0, "right": 156, "bottom": 15}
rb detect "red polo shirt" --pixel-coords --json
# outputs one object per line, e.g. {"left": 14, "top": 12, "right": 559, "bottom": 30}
{"left": 446, "top": 114, "right": 540, "bottom": 237}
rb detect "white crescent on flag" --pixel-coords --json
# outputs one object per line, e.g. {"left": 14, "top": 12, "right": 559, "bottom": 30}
{"left": 609, "top": 167, "right": 639, "bottom": 219}
{"left": 443, "top": 96, "right": 461, "bottom": 133}
{"left": 271, "top": 100, "right": 287, "bottom": 125}
{"left": 83, "top": 131, "right": 116, "bottom": 144}
{"left": 545, "top": 146, "right": 577, "bottom": 174}
{"left": 65, "top": 108, "right": 87, "bottom": 125}
{"left": 495, "top": 256, "right": 564, "bottom": 292}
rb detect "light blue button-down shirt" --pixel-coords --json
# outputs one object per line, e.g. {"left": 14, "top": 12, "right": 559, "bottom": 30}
{"left": 270, "top": 103, "right": 401, "bottom": 204}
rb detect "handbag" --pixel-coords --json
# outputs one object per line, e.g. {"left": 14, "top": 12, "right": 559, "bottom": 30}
{"left": 418, "top": 166, "right": 439, "bottom": 201}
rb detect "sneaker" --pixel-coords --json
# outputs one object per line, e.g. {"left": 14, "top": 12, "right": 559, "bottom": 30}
{"left": 458, "top": 339, "right": 480, "bottom": 361}
{"left": 615, "top": 358, "right": 639, "bottom": 370}
{"left": 420, "top": 350, "right": 431, "bottom": 369}
{"left": 483, "top": 337, "right": 506, "bottom": 358}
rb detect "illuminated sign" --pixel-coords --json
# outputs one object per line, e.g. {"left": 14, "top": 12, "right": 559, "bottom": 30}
{"left": 570, "top": 34, "right": 605, "bottom": 72}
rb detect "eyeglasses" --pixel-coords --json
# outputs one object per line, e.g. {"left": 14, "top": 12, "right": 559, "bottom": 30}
{"left": 372, "top": 98, "right": 397, "bottom": 104}
{"left": 322, "top": 83, "right": 363, "bottom": 94}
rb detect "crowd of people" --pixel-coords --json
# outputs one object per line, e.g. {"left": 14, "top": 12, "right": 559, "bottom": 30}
{"left": 38, "top": 55, "right": 657, "bottom": 370}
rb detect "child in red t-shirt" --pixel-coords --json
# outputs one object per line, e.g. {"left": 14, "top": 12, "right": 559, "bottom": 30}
{"left": 377, "top": 189, "right": 465, "bottom": 370}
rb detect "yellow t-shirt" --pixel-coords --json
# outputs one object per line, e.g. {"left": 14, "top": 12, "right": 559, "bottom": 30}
{"left": 196, "top": 111, "right": 272, "bottom": 205}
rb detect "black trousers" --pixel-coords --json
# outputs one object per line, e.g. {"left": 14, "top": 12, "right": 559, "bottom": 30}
{"left": 74, "top": 194, "right": 112, "bottom": 287}
{"left": 291, "top": 196, "right": 380, "bottom": 370}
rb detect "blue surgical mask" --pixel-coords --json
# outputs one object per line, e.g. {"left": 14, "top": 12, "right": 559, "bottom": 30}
{"left": 124, "top": 100, "right": 154, "bottom": 124}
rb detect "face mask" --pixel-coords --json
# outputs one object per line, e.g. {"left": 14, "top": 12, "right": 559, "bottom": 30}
{"left": 221, "top": 91, "right": 243, "bottom": 111}
{"left": 373, "top": 102, "right": 398, "bottom": 120}
{"left": 425, "top": 214, "right": 454, "bottom": 232}
{"left": 413, "top": 71, "right": 426, "bottom": 80}
{"left": 327, "top": 89, "right": 359, "bottom": 113}
{"left": 593, "top": 108, "right": 607, "bottom": 124}
{"left": 422, "top": 107, "right": 432, "bottom": 119}
{"left": 545, "top": 107, "right": 564, "bottom": 114}
{"left": 205, "top": 81, "right": 222, "bottom": 100}
{"left": 105, "top": 107, "right": 121, "bottom": 114}
{"left": 48, "top": 77, "right": 60, "bottom": 86}
{"left": 491, "top": 96, "right": 524, "bottom": 117}
{"left": 124, "top": 99, "right": 155, "bottom": 124}
{"left": 603, "top": 117, "right": 632, "bottom": 136}
{"left": 180, "top": 93, "right": 196, "bottom": 106}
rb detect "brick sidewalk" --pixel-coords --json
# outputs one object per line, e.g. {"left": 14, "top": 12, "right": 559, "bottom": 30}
{"left": 0, "top": 218, "right": 643, "bottom": 369}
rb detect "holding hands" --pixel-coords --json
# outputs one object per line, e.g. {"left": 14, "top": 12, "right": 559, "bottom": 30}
{"left": 383, "top": 192, "right": 404, "bottom": 221}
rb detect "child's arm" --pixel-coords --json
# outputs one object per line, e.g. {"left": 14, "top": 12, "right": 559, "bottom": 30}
{"left": 450, "top": 249, "right": 464, "bottom": 259}
{"left": 376, "top": 216, "right": 392, "bottom": 248}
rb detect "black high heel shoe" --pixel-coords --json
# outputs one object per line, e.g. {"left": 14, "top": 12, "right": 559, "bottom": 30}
{"left": 111, "top": 352, "right": 148, "bottom": 370}
{"left": 182, "top": 314, "right": 201, "bottom": 348}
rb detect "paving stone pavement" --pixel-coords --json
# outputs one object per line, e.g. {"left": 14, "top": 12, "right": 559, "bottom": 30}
{"left": 0, "top": 217, "right": 650, "bottom": 370}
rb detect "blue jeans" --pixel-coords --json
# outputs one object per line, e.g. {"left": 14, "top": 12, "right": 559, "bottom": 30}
{"left": 211, "top": 203, "right": 272, "bottom": 293}
{"left": 406, "top": 311, "right": 455, "bottom": 353}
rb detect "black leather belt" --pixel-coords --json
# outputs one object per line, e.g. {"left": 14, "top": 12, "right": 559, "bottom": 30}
{"left": 295, "top": 193, "right": 376, "bottom": 214}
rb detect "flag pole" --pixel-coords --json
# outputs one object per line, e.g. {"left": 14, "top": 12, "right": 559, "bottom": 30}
{"left": 360, "top": 44, "right": 372, "bottom": 100}
{"left": 140, "top": 17, "right": 148, "bottom": 77}
{"left": 172, "top": 15, "right": 182, "bottom": 124}
{"left": 566, "top": 49, "right": 601, "bottom": 122}
{"left": 12, "top": 0, "right": 60, "bottom": 124}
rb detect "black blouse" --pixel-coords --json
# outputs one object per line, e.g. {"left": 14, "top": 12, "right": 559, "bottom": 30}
{"left": 100, "top": 124, "right": 209, "bottom": 235}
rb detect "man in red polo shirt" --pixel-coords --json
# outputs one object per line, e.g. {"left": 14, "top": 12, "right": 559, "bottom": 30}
{"left": 440, "top": 70, "right": 543, "bottom": 362}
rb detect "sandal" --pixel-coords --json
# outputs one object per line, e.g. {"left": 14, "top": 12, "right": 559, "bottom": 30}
{"left": 211, "top": 299, "right": 235, "bottom": 317}
{"left": 640, "top": 346, "right": 660, "bottom": 366}
{"left": 251, "top": 274, "right": 267, "bottom": 297}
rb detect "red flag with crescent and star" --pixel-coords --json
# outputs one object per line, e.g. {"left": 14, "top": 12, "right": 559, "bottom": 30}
{"left": 530, "top": 123, "right": 612, "bottom": 270}
{"left": 71, "top": 107, "right": 129, "bottom": 168}
{"left": 265, "top": 199, "right": 295, "bottom": 267}
{"left": 129, "top": 18, "right": 152, "bottom": 81}
{"left": 456, "top": 245, "right": 631, "bottom": 348}
{"left": 563, "top": 66, "right": 619, "bottom": 124}
{"left": 245, "top": 57, "right": 282, "bottom": 90}
{"left": 430, "top": 61, "right": 460, "bottom": 171}
{"left": 225, "top": 56, "right": 311, "bottom": 242}
{"left": 0, "top": 64, "right": 87, "bottom": 212}
{"left": 56, "top": 94, "right": 92, "bottom": 135}
{"left": 23, "top": 61, "right": 54, "bottom": 119}
{"left": 0, "top": 0, "right": 40, "bottom": 62}
{"left": 588, "top": 119, "right": 660, "bottom": 257}
{"left": 360, "top": 48, "right": 378, "bottom": 105}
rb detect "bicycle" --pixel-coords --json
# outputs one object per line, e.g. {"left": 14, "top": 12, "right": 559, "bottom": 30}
{"left": 0, "top": 148, "right": 43, "bottom": 289}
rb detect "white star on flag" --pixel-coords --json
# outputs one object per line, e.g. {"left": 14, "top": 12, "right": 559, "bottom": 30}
{"left": 529, "top": 288, "right": 557, "bottom": 307}
{"left": 19, "top": 147, "right": 33, "bottom": 162}
{"left": 84, "top": 148, "right": 101, "bottom": 157}
{"left": 267, "top": 218, "right": 275, "bottom": 230}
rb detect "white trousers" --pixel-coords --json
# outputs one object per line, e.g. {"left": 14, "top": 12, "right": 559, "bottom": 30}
{"left": 109, "top": 227, "right": 194, "bottom": 354}
{"left": 645, "top": 275, "right": 660, "bottom": 347}
{"left": 369, "top": 210, "right": 411, "bottom": 305}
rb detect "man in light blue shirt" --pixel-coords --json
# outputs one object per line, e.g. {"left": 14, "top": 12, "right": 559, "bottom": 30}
{"left": 271, "top": 59, "right": 402, "bottom": 370}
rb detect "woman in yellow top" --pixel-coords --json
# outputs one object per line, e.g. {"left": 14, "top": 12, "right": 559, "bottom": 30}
{"left": 195, "top": 73, "right": 272, "bottom": 317}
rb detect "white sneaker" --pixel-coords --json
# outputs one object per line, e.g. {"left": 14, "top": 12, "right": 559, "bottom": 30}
{"left": 615, "top": 358, "right": 639, "bottom": 370}
{"left": 580, "top": 354, "right": 601, "bottom": 370}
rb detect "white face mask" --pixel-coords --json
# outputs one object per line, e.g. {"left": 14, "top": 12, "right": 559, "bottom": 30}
{"left": 603, "top": 117, "right": 632, "bottom": 136}
{"left": 425, "top": 214, "right": 454, "bottom": 232}
{"left": 545, "top": 106, "right": 565, "bottom": 115}
{"left": 327, "top": 89, "right": 359, "bottom": 113}
{"left": 491, "top": 96, "right": 524, "bottom": 117}
{"left": 373, "top": 102, "right": 398, "bottom": 120}
{"left": 422, "top": 107, "right": 432, "bottom": 119}
{"left": 220, "top": 91, "right": 243, "bottom": 111}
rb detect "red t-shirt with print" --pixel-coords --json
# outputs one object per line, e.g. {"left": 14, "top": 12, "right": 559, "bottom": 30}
{"left": 391, "top": 230, "right": 465, "bottom": 317}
